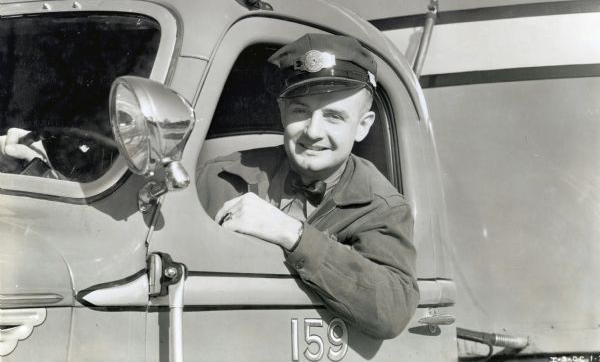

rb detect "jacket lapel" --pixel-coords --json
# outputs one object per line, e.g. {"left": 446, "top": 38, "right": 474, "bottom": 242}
{"left": 308, "top": 154, "right": 374, "bottom": 225}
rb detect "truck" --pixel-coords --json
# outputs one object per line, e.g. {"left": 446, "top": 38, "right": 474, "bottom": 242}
{"left": 0, "top": 0, "right": 456, "bottom": 361}
{"left": 2, "top": 0, "right": 598, "bottom": 361}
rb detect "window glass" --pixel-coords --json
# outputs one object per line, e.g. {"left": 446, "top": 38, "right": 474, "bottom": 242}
{"left": 0, "top": 13, "right": 160, "bottom": 182}
{"left": 207, "top": 44, "right": 392, "bottom": 179}
{"left": 208, "top": 44, "right": 283, "bottom": 139}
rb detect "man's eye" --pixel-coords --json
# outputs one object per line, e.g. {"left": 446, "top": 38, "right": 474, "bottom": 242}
{"left": 324, "top": 113, "right": 344, "bottom": 121}
{"left": 291, "top": 108, "right": 308, "bottom": 115}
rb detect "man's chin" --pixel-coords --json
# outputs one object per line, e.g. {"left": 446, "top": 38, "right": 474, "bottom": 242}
{"left": 289, "top": 157, "right": 327, "bottom": 176}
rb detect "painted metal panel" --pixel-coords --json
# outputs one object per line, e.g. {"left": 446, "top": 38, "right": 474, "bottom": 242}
{"left": 145, "top": 307, "right": 457, "bottom": 362}
{"left": 148, "top": 11, "right": 455, "bottom": 361}
{"left": 0, "top": 308, "right": 71, "bottom": 362}
{"left": 67, "top": 308, "right": 147, "bottom": 362}
{"left": 149, "top": 277, "right": 455, "bottom": 308}
{"left": 384, "top": 12, "right": 600, "bottom": 75}
{"left": 425, "top": 77, "right": 600, "bottom": 352}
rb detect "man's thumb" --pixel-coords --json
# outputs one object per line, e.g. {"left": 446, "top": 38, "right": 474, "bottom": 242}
{"left": 4, "top": 144, "right": 41, "bottom": 162}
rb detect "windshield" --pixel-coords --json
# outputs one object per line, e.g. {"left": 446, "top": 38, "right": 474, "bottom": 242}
{"left": 0, "top": 12, "right": 160, "bottom": 182}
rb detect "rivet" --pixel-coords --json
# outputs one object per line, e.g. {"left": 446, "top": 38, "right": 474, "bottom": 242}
{"left": 72, "top": 2, "right": 81, "bottom": 9}
{"left": 164, "top": 267, "right": 178, "bottom": 278}
{"left": 42, "top": 3, "right": 51, "bottom": 10}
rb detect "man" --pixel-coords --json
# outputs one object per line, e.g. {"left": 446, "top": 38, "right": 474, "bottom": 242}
{"left": 197, "top": 34, "right": 419, "bottom": 339}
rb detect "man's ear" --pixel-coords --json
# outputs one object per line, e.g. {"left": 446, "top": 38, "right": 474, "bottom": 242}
{"left": 354, "top": 111, "right": 375, "bottom": 142}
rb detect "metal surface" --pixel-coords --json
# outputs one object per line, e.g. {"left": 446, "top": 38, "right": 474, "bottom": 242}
{"left": 330, "top": 0, "right": 581, "bottom": 20}
{"left": 1, "top": 0, "right": 456, "bottom": 360}
{"left": 418, "top": 309, "right": 456, "bottom": 326}
{"left": 412, "top": 1, "right": 437, "bottom": 77}
{"left": 110, "top": 76, "right": 197, "bottom": 176}
{"left": 417, "top": 279, "right": 456, "bottom": 307}
{"left": 145, "top": 308, "right": 458, "bottom": 362}
{"left": 138, "top": 180, "right": 169, "bottom": 213}
{"left": 0, "top": 0, "right": 179, "bottom": 199}
{"left": 384, "top": 12, "right": 600, "bottom": 76}
{"left": 167, "top": 264, "right": 186, "bottom": 362}
{"left": 426, "top": 77, "right": 600, "bottom": 353}
{"left": 0, "top": 308, "right": 46, "bottom": 356}
{"left": 78, "top": 273, "right": 149, "bottom": 307}
{"left": 0, "top": 294, "right": 63, "bottom": 308}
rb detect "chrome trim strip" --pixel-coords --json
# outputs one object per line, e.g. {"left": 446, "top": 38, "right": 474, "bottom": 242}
{"left": 0, "top": 293, "right": 63, "bottom": 307}
{"left": 149, "top": 275, "right": 456, "bottom": 308}
{"left": 417, "top": 279, "right": 456, "bottom": 307}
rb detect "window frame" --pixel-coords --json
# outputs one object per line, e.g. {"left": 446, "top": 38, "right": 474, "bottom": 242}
{"left": 0, "top": 0, "right": 179, "bottom": 201}
{"left": 196, "top": 41, "right": 401, "bottom": 188}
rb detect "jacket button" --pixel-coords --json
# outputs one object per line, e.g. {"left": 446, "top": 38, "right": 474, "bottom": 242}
{"left": 295, "top": 260, "right": 305, "bottom": 269}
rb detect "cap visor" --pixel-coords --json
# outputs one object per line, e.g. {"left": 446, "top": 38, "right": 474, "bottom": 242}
{"left": 279, "top": 77, "right": 368, "bottom": 98}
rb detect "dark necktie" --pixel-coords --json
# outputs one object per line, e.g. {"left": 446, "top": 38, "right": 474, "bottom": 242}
{"left": 285, "top": 172, "right": 327, "bottom": 206}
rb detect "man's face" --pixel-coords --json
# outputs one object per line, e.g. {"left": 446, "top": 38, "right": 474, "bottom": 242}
{"left": 279, "top": 88, "right": 375, "bottom": 182}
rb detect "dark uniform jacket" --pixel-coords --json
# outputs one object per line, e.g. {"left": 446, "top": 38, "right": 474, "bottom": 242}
{"left": 196, "top": 146, "right": 419, "bottom": 339}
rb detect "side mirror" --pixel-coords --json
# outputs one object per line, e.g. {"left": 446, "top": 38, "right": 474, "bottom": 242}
{"left": 109, "top": 76, "right": 196, "bottom": 212}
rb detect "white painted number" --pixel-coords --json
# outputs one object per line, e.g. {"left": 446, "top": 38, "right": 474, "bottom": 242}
{"left": 304, "top": 319, "right": 324, "bottom": 361}
{"left": 291, "top": 318, "right": 348, "bottom": 361}
{"left": 327, "top": 318, "right": 348, "bottom": 362}
{"left": 292, "top": 319, "right": 300, "bottom": 361}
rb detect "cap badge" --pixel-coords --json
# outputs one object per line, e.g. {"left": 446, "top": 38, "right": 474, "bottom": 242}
{"left": 294, "top": 50, "right": 336, "bottom": 73}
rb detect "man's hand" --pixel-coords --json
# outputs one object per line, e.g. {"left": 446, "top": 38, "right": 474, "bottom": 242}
{"left": 215, "top": 192, "right": 303, "bottom": 251}
{"left": 0, "top": 128, "right": 49, "bottom": 173}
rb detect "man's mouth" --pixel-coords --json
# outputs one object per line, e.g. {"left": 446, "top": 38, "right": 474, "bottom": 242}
{"left": 298, "top": 143, "right": 328, "bottom": 151}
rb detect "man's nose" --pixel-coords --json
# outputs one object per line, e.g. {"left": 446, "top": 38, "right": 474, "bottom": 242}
{"left": 304, "top": 112, "right": 324, "bottom": 139}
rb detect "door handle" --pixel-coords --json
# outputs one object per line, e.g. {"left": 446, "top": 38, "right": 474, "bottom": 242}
{"left": 419, "top": 313, "right": 456, "bottom": 326}
{"left": 418, "top": 308, "right": 455, "bottom": 333}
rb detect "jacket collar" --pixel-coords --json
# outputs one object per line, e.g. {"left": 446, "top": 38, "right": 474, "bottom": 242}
{"left": 331, "top": 154, "right": 373, "bottom": 206}
{"left": 221, "top": 147, "right": 373, "bottom": 206}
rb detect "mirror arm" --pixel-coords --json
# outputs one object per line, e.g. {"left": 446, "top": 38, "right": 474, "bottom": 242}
{"left": 138, "top": 161, "right": 191, "bottom": 213}
{"left": 138, "top": 180, "right": 169, "bottom": 213}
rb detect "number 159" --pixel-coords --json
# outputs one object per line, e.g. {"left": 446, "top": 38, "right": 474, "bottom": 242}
{"left": 291, "top": 318, "right": 348, "bottom": 361}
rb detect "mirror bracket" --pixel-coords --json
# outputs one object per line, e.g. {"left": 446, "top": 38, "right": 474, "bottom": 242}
{"left": 138, "top": 180, "right": 168, "bottom": 213}
{"left": 138, "top": 160, "right": 191, "bottom": 213}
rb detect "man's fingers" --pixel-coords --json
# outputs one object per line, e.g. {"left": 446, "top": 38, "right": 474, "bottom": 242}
{"left": 4, "top": 144, "right": 40, "bottom": 162}
{"left": 214, "top": 196, "right": 243, "bottom": 223}
{"left": 6, "top": 128, "right": 31, "bottom": 145}
{"left": 29, "top": 140, "right": 49, "bottom": 160}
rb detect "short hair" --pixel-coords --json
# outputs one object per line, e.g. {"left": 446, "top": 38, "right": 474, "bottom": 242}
{"left": 359, "top": 87, "right": 374, "bottom": 115}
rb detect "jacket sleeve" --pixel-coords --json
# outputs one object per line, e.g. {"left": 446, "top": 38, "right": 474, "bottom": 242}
{"left": 285, "top": 202, "right": 419, "bottom": 339}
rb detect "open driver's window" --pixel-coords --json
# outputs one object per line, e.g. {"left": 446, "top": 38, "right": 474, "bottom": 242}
{"left": 206, "top": 43, "right": 394, "bottom": 181}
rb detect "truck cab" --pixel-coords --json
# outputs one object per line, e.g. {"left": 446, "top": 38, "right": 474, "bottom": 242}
{"left": 0, "top": 0, "right": 455, "bottom": 361}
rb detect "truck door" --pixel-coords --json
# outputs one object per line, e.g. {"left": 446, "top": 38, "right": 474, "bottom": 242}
{"left": 146, "top": 16, "right": 456, "bottom": 362}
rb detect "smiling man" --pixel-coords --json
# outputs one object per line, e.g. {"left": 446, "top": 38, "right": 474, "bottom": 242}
{"left": 196, "top": 34, "right": 419, "bottom": 339}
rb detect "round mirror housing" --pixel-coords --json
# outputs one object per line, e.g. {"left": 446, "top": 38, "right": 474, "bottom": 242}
{"left": 109, "top": 76, "right": 196, "bottom": 176}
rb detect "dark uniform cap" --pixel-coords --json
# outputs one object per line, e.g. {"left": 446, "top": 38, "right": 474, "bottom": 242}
{"left": 268, "top": 33, "right": 377, "bottom": 98}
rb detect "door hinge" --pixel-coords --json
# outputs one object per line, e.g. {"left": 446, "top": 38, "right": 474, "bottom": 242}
{"left": 147, "top": 252, "right": 187, "bottom": 362}
{"left": 148, "top": 252, "right": 187, "bottom": 297}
